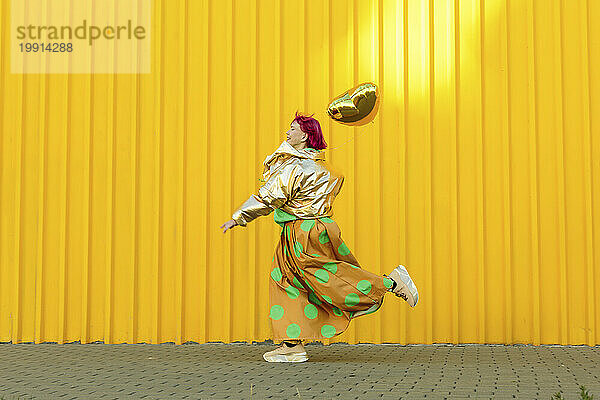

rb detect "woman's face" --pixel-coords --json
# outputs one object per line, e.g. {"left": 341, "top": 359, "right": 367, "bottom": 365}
{"left": 286, "top": 121, "right": 307, "bottom": 147}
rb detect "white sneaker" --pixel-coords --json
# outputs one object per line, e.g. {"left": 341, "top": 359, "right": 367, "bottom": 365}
{"left": 384, "top": 264, "right": 419, "bottom": 307}
{"left": 262, "top": 342, "right": 308, "bottom": 363}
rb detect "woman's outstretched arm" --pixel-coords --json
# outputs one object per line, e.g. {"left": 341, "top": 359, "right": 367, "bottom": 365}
{"left": 228, "top": 164, "right": 301, "bottom": 228}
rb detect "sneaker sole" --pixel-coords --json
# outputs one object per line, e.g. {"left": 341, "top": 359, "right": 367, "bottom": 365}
{"left": 263, "top": 352, "right": 308, "bottom": 363}
{"left": 393, "top": 265, "right": 419, "bottom": 307}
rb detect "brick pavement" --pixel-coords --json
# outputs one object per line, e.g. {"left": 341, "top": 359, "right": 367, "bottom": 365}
{"left": 0, "top": 342, "right": 598, "bottom": 399}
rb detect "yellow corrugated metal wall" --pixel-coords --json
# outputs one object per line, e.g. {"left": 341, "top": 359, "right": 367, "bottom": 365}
{"left": 1, "top": 0, "right": 599, "bottom": 345}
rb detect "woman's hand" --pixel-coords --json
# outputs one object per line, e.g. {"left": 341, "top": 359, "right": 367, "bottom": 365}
{"left": 220, "top": 219, "right": 238, "bottom": 233}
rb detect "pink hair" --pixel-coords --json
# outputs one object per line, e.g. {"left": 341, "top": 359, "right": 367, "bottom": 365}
{"left": 292, "top": 111, "right": 327, "bottom": 150}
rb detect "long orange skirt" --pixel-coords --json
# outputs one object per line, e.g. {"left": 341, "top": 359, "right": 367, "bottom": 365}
{"left": 268, "top": 217, "right": 395, "bottom": 341}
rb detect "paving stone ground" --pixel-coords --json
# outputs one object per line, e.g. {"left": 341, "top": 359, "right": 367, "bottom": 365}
{"left": 0, "top": 342, "right": 598, "bottom": 399}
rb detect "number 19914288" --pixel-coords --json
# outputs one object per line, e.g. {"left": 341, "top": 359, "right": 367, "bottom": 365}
{"left": 19, "top": 42, "right": 73, "bottom": 52}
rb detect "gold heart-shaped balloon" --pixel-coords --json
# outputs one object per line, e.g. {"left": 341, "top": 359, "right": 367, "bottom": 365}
{"left": 326, "top": 82, "right": 380, "bottom": 126}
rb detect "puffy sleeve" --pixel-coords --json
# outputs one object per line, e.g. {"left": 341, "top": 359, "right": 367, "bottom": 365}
{"left": 231, "top": 164, "right": 300, "bottom": 227}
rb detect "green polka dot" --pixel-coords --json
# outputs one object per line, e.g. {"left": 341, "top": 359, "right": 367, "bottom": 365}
{"left": 315, "top": 269, "right": 329, "bottom": 283}
{"left": 308, "top": 292, "right": 322, "bottom": 305}
{"left": 300, "top": 220, "right": 316, "bottom": 232}
{"left": 318, "top": 230, "right": 330, "bottom": 244}
{"left": 320, "top": 217, "right": 334, "bottom": 224}
{"left": 271, "top": 267, "right": 282, "bottom": 282}
{"left": 357, "top": 280, "right": 372, "bottom": 295}
{"left": 284, "top": 245, "right": 291, "bottom": 258}
{"left": 349, "top": 264, "right": 360, "bottom": 269}
{"left": 311, "top": 253, "right": 321, "bottom": 257}
{"left": 304, "top": 304, "right": 318, "bottom": 319}
{"left": 285, "top": 285, "right": 300, "bottom": 299}
{"left": 286, "top": 323, "right": 301, "bottom": 338}
{"left": 322, "top": 295, "right": 333, "bottom": 304}
{"left": 322, "top": 262, "right": 338, "bottom": 274}
{"left": 345, "top": 292, "right": 360, "bottom": 307}
{"left": 332, "top": 306, "right": 343, "bottom": 316}
{"left": 292, "top": 276, "right": 304, "bottom": 289}
{"left": 383, "top": 277, "right": 394, "bottom": 289}
{"left": 286, "top": 226, "right": 291, "bottom": 238}
{"left": 273, "top": 254, "right": 275, "bottom": 262}
{"left": 294, "top": 242, "right": 303, "bottom": 257}
{"left": 338, "top": 242, "right": 351, "bottom": 256}
{"left": 269, "top": 305, "right": 284, "bottom": 320}
{"left": 321, "top": 324, "right": 336, "bottom": 338}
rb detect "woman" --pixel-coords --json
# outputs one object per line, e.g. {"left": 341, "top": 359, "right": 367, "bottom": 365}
{"left": 220, "top": 112, "right": 419, "bottom": 363}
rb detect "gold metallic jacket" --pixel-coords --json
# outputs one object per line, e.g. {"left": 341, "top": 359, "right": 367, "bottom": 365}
{"left": 231, "top": 140, "right": 345, "bottom": 227}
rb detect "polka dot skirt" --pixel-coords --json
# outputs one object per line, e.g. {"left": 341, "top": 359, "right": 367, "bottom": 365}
{"left": 268, "top": 217, "right": 395, "bottom": 341}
